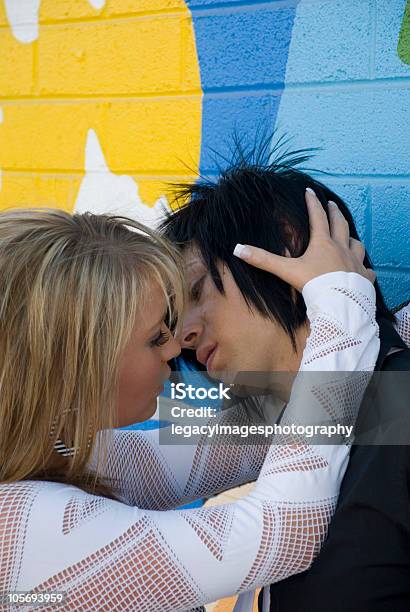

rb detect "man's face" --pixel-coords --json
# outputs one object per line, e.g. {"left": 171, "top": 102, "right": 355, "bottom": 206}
{"left": 181, "top": 246, "right": 304, "bottom": 382}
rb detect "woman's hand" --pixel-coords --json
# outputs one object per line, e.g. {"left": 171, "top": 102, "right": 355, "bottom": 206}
{"left": 233, "top": 187, "right": 376, "bottom": 292}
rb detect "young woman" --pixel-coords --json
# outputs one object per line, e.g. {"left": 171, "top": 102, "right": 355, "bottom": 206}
{"left": 0, "top": 194, "right": 398, "bottom": 611}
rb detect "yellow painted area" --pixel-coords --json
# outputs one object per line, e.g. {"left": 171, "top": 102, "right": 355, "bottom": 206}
{"left": 0, "top": 0, "right": 202, "bottom": 211}
{"left": 0, "top": 172, "right": 75, "bottom": 212}
{"left": 39, "top": 0, "right": 186, "bottom": 22}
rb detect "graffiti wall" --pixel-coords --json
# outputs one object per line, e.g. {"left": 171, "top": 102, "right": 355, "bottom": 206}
{"left": 0, "top": 0, "right": 409, "bottom": 306}
{"left": 0, "top": 0, "right": 202, "bottom": 225}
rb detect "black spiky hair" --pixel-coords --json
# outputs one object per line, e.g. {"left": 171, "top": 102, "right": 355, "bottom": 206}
{"left": 161, "top": 134, "right": 393, "bottom": 353}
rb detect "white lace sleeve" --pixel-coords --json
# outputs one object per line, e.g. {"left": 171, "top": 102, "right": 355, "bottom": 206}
{"left": 93, "top": 402, "right": 273, "bottom": 510}
{"left": 395, "top": 301, "right": 410, "bottom": 347}
{"left": 2, "top": 271, "right": 380, "bottom": 612}
{"left": 91, "top": 273, "right": 381, "bottom": 511}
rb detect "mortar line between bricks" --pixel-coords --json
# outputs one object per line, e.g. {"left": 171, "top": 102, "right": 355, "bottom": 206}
{"left": 202, "top": 171, "right": 410, "bottom": 183}
{"left": 2, "top": 81, "right": 408, "bottom": 102}
{"left": 189, "top": 0, "right": 299, "bottom": 17}
{"left": 0, "top": 9, "right": 187, "bottom": 29}
{"left": 1, "top": 168, "right": 199, "bottom": 177}
{"left": 309, "top": 174, "right": 410, "bottom": 183}
{"left": 201, "top": 77, "right": 410, "bottom": 96}
{"left": 282, "top": 76, "right": 410, "bottom": 92}
{"left": 0, "top": 90, "right": 202, "bottom": 103}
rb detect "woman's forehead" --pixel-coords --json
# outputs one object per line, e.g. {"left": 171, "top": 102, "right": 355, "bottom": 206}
{"left": 137, "top": 284, "right": 168, "bottom": 332}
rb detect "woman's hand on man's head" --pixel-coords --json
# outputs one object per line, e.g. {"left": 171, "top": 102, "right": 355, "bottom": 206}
{"left": 233, "top": 187, "right": 376, "bottom": 292}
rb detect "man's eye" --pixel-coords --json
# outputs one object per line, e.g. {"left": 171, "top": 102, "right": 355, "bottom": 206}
{"left": 190, "top": 277, "right": 205, "bottom": 302}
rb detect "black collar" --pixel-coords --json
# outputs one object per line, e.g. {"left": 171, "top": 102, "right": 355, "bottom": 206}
{"left": 375, "top": 315, "right": 407, "bottom": 371}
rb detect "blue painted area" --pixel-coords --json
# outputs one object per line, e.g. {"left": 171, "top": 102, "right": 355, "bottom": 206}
{"left": 118, "top": 419, "right": 172, "bottom": 432}
{"left": 200, "top": 92, "right": 282, "bottom": 172}
{"left": 281, "top": 0, "right": 372, "bottom": 84}
{"left": 276, "top": 88, "right": 410, "bottom": 176}
{"left": 188, "top": 0, "right": 300, "bottom": 173}
{"left": 276, "top": 0, "right": 410, "bottom": 307}
{"left": 374, "top": 270, "right": 410, "bottom": 309}
{"left": 371, "top": 185, "right": 410, "bottom": 269}
{"left": 318, "top": 182, "right": 371, "bottom": 247}
{"left": 188, "top": 4, "right": 299, "bottom": 90}
{"left": 176, "top": 499, "right": 205, "bottom": 509}
{"left": 187, "top": 0, "right": 410, "bottom": 308}
{"left": 375, "top": 0, "right": 410, "bottom": 78}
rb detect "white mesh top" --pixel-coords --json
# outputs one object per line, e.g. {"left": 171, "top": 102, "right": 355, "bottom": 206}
{"left": 395, "top": 299, "right": 410, "bottom": 348}
{"left": 1, "top": 272, "right": 407, "bottom": 612}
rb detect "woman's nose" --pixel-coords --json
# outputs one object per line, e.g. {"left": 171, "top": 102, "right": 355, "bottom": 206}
{"left": 162, "top": 332, "right": 182, "bottom": 361}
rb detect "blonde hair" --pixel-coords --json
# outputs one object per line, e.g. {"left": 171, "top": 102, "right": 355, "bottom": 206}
{"left": 0, "top": 208, "right": 185, "bottom": 498}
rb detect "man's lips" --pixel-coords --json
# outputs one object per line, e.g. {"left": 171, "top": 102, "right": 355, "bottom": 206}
{"left": 197, "top": 344, "right": 217, "bottom": 368}
{"left": 206, "top": 346, "right": 217, "bottom": 369}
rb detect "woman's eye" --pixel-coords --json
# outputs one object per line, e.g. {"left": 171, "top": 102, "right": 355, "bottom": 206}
{"left": 151, "top": 330, "right": 170, "bottom": 347}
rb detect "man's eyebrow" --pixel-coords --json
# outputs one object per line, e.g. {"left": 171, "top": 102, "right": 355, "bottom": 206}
{"left": 184, "top": 261, "right": 202, "bottom": 271}
{"left": 148, "top": 308, "right": 168, "bottom": 333}
{"left": 189, "top": 276, "right": 206, "bottom": 300}
{"left": 184, "top": 256, "right": 205, "bottom": 271}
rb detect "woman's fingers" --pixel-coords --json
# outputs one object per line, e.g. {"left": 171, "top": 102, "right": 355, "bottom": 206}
{"left": 233, "top": 189, "right": 378, "bottom": 292}
{"left": 328, "top": 201, "right": 350, "bottom": 247}
{"left": 349, "top": 237, "right": 366, "bottom": 263}
{"left": 305, "top": 188, "right": 330, "bottom": 239}
{"left": 365, "top": 268, "right": 376, "bottom": 284}
{"left": 233, "top": 243, "right": 297, "bottom": 286}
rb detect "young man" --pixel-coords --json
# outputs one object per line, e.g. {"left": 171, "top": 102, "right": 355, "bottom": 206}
{"left": 161, "top": 147, "right": 410, "bottom": 611}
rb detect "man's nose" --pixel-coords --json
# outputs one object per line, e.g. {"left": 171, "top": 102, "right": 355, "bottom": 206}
{"left": 180, "top": 320, "right": 202, "bottom": 350}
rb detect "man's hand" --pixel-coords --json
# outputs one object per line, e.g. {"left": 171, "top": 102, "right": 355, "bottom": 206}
{"left": 233, "top": 188, "right": 376, "bottom": 292}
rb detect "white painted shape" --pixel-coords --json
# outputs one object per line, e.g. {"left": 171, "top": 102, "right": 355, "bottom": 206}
{"left": 84, "top": 128, "right": 106, "bottom": 173}
{"left": 4, "top": 0, "right": 40, "bottom": 44}
{"left": 87, "top": 0, "right": 106, "bottom": 9}
{"left": 75, "top": 129, "right": 170, "bottom": 229}
{"left": 4, "top": 0, "right": 106, "bottom": 43}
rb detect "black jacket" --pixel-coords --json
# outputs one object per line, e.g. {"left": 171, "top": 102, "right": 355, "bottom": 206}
{"left": 259, "top": 317, "right": 410, "bottom": 612}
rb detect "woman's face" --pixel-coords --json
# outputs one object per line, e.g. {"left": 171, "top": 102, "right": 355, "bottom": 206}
{"left": 116, "top": 283, "right": 181, "bottom": 427}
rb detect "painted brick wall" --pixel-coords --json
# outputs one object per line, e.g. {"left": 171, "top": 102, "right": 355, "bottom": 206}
{"left": 188, "top": 0, "right": 410, "bottom": 308}
{"left": 0, "top": 0, "right": 202, "bottom": 224}
{"left": 0, "top": 0, "right": 409, "bottom": 307}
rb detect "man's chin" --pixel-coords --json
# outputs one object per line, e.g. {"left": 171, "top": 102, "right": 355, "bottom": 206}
{"left": 207, "top": 368, "right": 235, "bottom": 385}
{"left": 214, "top": 371, "right": 278, "bottom": 396}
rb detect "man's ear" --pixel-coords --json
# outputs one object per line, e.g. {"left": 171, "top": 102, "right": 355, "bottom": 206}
{"left": 283, "top": 223, "right": 303, "bottom": 257}
{"left": 283, "top": 247, "right": 298, "bottom": 301}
